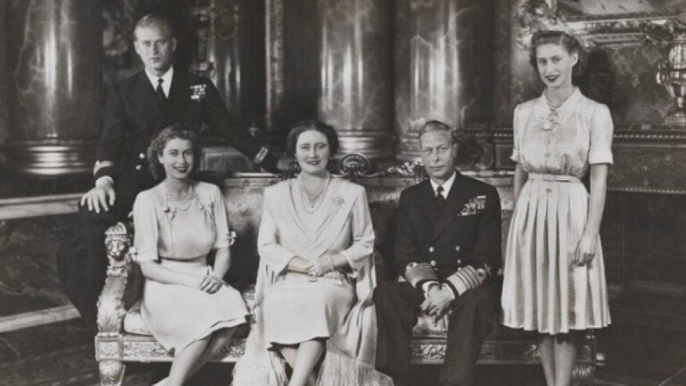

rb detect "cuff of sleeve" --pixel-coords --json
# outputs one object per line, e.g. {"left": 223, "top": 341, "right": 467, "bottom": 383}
{"left": 404, "top": 262, "right": 439, "bottom": 289}
{"left": 275, "top": 254, "right": 297, "bottom": 275}
{"left": 443, "top": 281, "right": 459, "bottom": 299}
{"left": 445, "top": 266, "right": 483, "bottom": 296}
{"left": 213, "top": 241, "right": 230, "bottom": 250}
{"left": 588, "top": 153, "right": 613, "bottom": 165}
{"left": 257, "top": 149, "right": 279, "bottom": 173}
{"left": 334, "top": 251, "right": 352, "bottom": 268}
{"left": 94, "top": 161, "right": 115, "bottom": 179}
{"left": 253, "top": 147, "right": 269, "bottom": 165}
{"left": 511, "top": 150, "right": 520, "bottom": 163}
{"left": 134, "top": 249, "right": 158, "bottom": 262}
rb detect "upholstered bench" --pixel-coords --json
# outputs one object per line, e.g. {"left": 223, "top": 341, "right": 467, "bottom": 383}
{"left": 94, "top": 157, "right": 596, "bottom": 386}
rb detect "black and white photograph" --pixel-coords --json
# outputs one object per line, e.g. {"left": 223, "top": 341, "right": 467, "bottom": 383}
{"left": 0, "top": 0, "right": 685, "bottom": 385}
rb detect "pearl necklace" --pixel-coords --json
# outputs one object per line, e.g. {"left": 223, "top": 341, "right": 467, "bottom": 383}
{"left": 166, "top": 185, "right": 194, "bottom": 212}
{"left": 544, "top": 88, "right": 574, "bottom": 110}
{"left": 299, "top": 173, "right": 330, "bottom": 213}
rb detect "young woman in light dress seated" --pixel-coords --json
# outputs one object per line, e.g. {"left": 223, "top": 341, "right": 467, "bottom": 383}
{"left": 232, "top": 120, "right": 393, "bottom": 386}
{"left": 132, "top": 124, "right": 248, "bottom": 386}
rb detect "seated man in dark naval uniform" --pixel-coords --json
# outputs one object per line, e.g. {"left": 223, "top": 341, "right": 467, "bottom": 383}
{"left": 57, "top": 13, "right": 283, "bottom": 332}
{"left": 374, "top": 120, "right": 503, "bottom": 386}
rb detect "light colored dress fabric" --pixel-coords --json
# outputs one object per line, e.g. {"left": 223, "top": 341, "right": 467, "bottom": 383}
{"left": 501, "top": 88, "right": 613, "bottom": 334}
{"left": 232, "top": 177, "right": 393, "bottom": 386}
{"left": 133, "top": 181, "right": 248, "bottom": 351}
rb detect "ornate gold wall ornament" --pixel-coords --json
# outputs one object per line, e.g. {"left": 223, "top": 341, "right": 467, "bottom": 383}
{"left": 517, "top": 0, "right": 686, "bottom": 49}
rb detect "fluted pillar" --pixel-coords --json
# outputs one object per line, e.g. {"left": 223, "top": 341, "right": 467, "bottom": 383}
{"left": 318, "top": 0, "right": 395, "bottom": 161}
{"left": 191, "top": 0, "right": 266, "bottom": 129}
{"left": 4, "top": 0, "right": 101, "bottom": 176}
{"left": 395, "top": 0, "right": 493, "bottom": 161}
{"left": 0, "top": 0, "right": 9, "bottom": 149}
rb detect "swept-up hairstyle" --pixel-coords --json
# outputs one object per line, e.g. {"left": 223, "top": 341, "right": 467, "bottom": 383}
{"left": 529, "top": 30, "right": 585, "bottom": 77}
{"left": 286, "top": 120, "right": 340, "bottom": 156}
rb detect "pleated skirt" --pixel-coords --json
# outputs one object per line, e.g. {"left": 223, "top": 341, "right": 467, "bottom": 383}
{"left": 501, "top": 178, "right": 611, "bottom": 334}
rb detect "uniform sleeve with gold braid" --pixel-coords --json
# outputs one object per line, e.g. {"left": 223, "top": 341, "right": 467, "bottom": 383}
{"left": 444, "top": 264, "right": 491, "bottom": 298}
{"left": 403, "top": 262, "right": 439, "bottom": 289}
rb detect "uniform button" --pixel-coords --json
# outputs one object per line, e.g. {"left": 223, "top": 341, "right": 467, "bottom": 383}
{"left": 455, "top": 246, "right": 461, "bottom": 252}
{"left": 546, "top": 188, "right": 552, "bottom": 193}
{"left": 457, "top": 259, "right": 462, "bottom": 265}
{"left": 430, "top": 260, "right": 436, "bottom": 267}
{"left": 139, "top": 153, "right": 146, "bottom": 159}
{"left": 135, "top": 165, "right": 142, "bottom": 171}
{"left": 546, "top": 139, "right": 552, "bottom": 145}
{"left": 429, "top": 247, "right": 435, "bottom": 253}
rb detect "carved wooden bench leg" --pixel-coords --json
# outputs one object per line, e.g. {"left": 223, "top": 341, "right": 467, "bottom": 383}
{"left": 99, "top": 360, "right": 126, "bottom": 386}
{"left": 572, "top": 362, "right": 596, "bottom": 386}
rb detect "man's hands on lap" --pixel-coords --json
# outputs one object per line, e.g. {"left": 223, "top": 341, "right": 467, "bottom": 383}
{"left": 81, "top": 178, "right": 116, "bottom": 213}
{"left": 420, "top": 285, "right": 453, "bottom": 321}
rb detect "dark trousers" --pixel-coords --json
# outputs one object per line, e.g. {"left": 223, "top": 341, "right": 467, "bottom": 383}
{"left": 56, "top": 170, "right": 154, "bottom": 331}
{"left": 374, "top": 280, "right": 501, "bottom": 386}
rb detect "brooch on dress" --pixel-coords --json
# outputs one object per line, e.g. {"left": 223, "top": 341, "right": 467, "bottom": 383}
{"left": 331, "top": 196, "right": 345, "bottom": 211}
{"left": 542, "top": 109, "right": 559, "bottom": 132}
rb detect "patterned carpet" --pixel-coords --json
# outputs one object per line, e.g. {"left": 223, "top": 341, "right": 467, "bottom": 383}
{"left": 0, "top": 319, "right": 163, "bottom": 386}
{"left": 0, "top": 318, "right": 674, "bottom": 386}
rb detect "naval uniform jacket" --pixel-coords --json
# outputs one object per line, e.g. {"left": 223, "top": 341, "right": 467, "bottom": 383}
{"left": 93, "top": 70, "right": 276, "bottom": 183}
{"left": 395, "top": 172, "right": 502, "bottom": 297}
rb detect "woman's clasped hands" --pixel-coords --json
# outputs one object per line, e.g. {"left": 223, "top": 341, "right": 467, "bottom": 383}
{"left": 197, "top": 274, "right": 226, "bottom": 294}
{"left": 307, "top": 255, "right": 336, "bottom": 277}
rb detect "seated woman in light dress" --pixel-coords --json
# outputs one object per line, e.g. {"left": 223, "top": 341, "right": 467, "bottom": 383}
{"left": 233, "top": 120, "right": 392, "bottom": 386}
{"left": 132, "top": 124, "right": 248, "bottom": 386}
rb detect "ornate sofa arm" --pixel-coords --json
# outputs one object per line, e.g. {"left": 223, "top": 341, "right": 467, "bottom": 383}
{"left": 97, "top": 222, "right": 134, "bottom": 335}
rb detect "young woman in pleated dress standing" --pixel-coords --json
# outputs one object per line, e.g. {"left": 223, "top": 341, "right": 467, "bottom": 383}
{"left": 501, "top": 30, "right": 612, "bottom": 386}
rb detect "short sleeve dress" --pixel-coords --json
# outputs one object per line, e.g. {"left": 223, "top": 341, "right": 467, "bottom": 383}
{"left": 501, "top": 88, "right": 612, "bottom": 334}
{"left": 132, "top": 181, "right": 248, "bottom": 351}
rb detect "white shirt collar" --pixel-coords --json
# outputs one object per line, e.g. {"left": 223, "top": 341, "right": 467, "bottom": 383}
{"left": 145, "top": 65, "right": 174, "bottom": 97}
{"left": 430, "top": 172, "right": 456, "bottom": 198}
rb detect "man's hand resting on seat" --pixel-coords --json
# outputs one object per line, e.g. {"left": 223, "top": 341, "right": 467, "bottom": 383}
{"left": 81, "top": 177, "right": 116, "bottom": 213}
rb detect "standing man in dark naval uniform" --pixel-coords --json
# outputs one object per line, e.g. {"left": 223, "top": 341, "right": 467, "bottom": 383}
{"left": 57, "top": 14, "right": 283, "bottom": 332}
{"left": 374, "top": 120, "right": 502, "bottom": 386}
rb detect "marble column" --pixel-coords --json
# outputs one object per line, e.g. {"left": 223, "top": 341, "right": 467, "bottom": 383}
{"left": 0, "top": 0, "right": 8, "bottom": 150}
{"left": 395, "top": 0, "right": 493, "bottom": 161}
{"left": 4, "top": 0, "right": 101, "bottom": 176}
{"left": 318, "top": 0, "right": 395, "bottom": 161}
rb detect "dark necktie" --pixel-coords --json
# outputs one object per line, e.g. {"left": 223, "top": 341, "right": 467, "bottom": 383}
{"left": 156, "top": 78, "right": 166, "bottom": 106}
{"left": 436, "top": 185, "right": 446, "bottom": 207}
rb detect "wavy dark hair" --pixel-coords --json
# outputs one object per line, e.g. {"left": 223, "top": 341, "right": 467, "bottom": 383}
{"left": 285, "top": 120, "right": 340, "bottom": 157}
{"left": 147, "top": 123, "right": 201, "bottom": 180}
{"left": 529, "top": 30, "right": 586, "bottom": 78}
